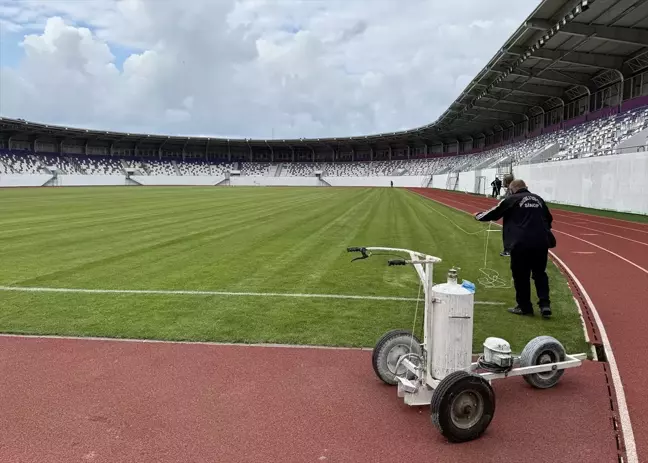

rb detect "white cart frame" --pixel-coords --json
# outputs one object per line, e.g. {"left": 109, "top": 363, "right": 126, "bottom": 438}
{"left": 348, "top": 246, "right": 587, "bottom": 407}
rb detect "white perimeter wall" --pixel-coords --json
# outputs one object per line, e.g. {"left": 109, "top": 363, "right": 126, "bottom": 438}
{"left": 431, "top": 168, "right": 497, "bottom": 194}
{"left": 325, "top": 175, "right": 428, "bottom": 187}
{"left": 458, "top": 171, "right": 476, "bottom": 193}
{"left": 1, "top": 153, "right": 646, "bottom": 214}
{"left": 0, "top": 174, "right": 52, "bottom": 187}
{"left": 57, "top": 175, "right": 127, "bottom": 186}
{"left": 132, "top": 175, "right": 225, "bottom": 186}
{"left": 513, "top": 152, "right": 648, "bottom": 214}
{"left": 431, "top": 174, "right": 446, "bottom": 189}
{"left": 229, "top": 176, "right": 319, "bottom": 187}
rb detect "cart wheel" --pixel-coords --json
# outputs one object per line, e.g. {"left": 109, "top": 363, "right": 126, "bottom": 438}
{"left": 519, "top": 335, "right": 566, "bottom": 389}
{"left": 372, "top": 330, "right": 422, "bottom": 385}
{"left": 430, "top": 370, "right": 495, "bottom": 443}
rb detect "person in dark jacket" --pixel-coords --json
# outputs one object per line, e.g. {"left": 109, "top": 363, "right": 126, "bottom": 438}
{"left": 474, "top": 179, "right": 554, "bottom": 318}
{"left": 499, "top": 174, "right": 515, "bottom": 257}
{"left": 490, "top": 177, "right": 502, "bottom": 197}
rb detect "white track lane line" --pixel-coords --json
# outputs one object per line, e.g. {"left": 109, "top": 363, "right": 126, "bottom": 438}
{"left": 551, "top": 230, "right": 648, "bottom": 275}
{"left": 549, "top": 252, "right": 638, "bottom": 463}
{"left": 551, "top": 214, "right": 648, "bottom": 234}
{"left": 0, "top": 285, "right": 505, "bottom": 305}
{"left": 0, "top": 333, "right": 372, "bottom": 351}
{"left": 555, "top": 222, "right": 648, "bottom": 247}
{"left": 417, "top": 192, "right": 648, "bottom": 274}
{"left": 412, "top": 190, "right": 638, "bottom": 463}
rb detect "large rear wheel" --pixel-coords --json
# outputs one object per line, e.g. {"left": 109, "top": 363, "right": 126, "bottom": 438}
{"left": 372, "top": 330, "right": 422, "bottom": 385}
{"left": 431, "top": 370, "right": 496, "bottom": 443}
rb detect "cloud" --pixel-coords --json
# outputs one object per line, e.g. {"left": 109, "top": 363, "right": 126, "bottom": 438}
{"left": 0, "top": 0, "right": 540, "bottom": 139}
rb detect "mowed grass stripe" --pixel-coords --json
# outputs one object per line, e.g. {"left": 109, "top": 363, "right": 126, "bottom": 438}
{"left": 0, "top": 186, "right": 588, "bottom": 352}
{"left": 0, "top": 189, "right": 299, "bottom": 239}
{"left": 2, "top": 188, "right": 353, "bottom": 286}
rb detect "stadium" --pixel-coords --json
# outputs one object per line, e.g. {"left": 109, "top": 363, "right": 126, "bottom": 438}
{"left": 0, "top": 0, "right": 647, "bottom": 461}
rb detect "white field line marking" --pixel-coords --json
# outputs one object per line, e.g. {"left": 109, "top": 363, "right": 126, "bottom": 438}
{"left": 0, "top": 333, "right": 372, "bottom": 351}
{"left": 556, "top": 222, "right": 648, "bottom": 247}
{"left": 0, "top": 333, "right": 512, "bottom": 357}
{"left": 0, "top": 285, "right": 506, "bottom": 305}
{"left": 413, "top": 190, "right": 637, "bottom": 463}
{"left": 550, "top": 252, "right": 638, "bottom": 463}
{"left": 552, "top": 230, "right": 648, "bottom": 275}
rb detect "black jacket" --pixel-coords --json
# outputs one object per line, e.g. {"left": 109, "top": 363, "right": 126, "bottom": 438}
{"left": 475, "top": 188, "right": 554, "bottom": 250}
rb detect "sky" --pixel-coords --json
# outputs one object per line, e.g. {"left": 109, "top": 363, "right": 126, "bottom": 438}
{"left": 0, "top": 0, "right": 540, "bottom": 140}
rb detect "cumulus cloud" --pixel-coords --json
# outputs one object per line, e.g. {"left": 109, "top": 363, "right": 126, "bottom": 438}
{"left": 0, "top": 0, "right": 540, "bottom": 139}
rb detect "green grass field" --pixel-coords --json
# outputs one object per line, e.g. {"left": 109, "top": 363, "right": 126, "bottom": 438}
{"left": 0, "top": 186, "right": 588, "bottom": 353}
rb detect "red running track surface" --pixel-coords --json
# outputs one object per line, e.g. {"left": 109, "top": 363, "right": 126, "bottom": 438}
{"left": 0, "top": 336, "right": 619, "bottom": 463}
{"left": 409, "top": 187, "right": 648, "bottom": 462}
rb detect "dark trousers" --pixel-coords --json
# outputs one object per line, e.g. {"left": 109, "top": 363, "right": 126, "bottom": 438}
{"left": 510, "top": 246, "right": 550, "bottom": 313}
{"left": 492, "top": 187, "right": 498, "bottom": 197}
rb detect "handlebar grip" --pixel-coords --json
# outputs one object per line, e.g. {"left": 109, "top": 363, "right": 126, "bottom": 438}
{"left": 388, "top": 259, "right": 407, "bottom": 266}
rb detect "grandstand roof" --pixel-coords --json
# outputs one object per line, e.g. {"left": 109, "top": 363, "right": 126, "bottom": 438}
{"left": 2, "top": 0, "right": 648, "bottom": 151}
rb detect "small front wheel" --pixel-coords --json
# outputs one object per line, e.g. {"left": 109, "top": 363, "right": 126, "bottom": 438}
{"left": 519, "top": 335, "right": 567, "bottom": 389}
{"left": 431, "top": 371, "right": 495, "bottom": 443}
{"left": 372, "top": 330, "right": 422, "bottom": 385}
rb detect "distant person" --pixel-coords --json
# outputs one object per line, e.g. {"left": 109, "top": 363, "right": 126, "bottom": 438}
{"left": 390, "top": 180, "right": 393, "bottom": 188}
{"left": 490, "top": 177, "right": 502, "bottom": 197}
{"left": 500, "top": 174, "right": 515, "bottom": 257}
{"left": 474, "top": 179, "right": 555, "bottom": 318}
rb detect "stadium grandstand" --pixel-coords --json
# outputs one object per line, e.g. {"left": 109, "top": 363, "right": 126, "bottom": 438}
{"left": 1, "top": 0, "right": 648, "bottom": 211}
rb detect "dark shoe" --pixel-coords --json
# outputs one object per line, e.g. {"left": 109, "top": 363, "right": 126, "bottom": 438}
{"left": 500, "top": 251, "right": 510, "bottom": 257}
{"left": 540, "top": 306, "right": 552, "bottom": 318}
{"left": 508, "top": 306, "right": 534, "bottom": 316}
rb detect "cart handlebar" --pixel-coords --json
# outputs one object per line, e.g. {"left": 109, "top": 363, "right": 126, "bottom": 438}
{"left": 346, "top": 247, "right": 365, "bottom": 253}
{"left": 347, "top": 247, "right": 370, "bottom": 262}
{"left": 347, "top": 246, "right": 442, "bottom": 265}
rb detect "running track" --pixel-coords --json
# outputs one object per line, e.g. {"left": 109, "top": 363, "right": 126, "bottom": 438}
{"left": 410, "top": 187, "right": 648, "bottom": 463}
{"left": 0, "top": 336, "right": 620, "bottom": 463}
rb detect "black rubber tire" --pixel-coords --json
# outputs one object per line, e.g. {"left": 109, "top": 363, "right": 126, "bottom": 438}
{"left": 371, "top": 329, "right": 422, "bottom": 385}
{"left": 371, "top": 329, "right": 415, "bottom": 369}
{"left": 519, "top": 335, "right": 566, "bottom": 389}
{"left": 430, "top": 370, "right": 495, "bottom": 443}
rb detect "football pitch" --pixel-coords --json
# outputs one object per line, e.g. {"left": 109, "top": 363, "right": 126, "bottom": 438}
{"left": 0, "top": 186, "right": 587, "bottom": 353}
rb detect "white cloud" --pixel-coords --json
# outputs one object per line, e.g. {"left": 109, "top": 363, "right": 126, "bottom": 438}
{"left": 0, "top": 0, "right": 540, "bottom": 139}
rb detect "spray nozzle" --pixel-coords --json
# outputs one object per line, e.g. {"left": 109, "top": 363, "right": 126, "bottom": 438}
{"left": 447, "top": 267, "right": 460, "bottom": 284}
